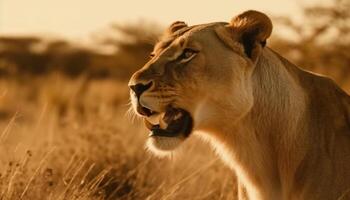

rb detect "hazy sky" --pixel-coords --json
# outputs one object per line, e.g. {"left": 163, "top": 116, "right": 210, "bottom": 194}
{"left": 0, "top": 0, "right": 329, "bottom": 39}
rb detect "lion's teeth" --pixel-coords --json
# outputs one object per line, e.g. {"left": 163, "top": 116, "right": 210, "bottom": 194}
{"left": 174, "top": 112, "right": 183, "bottom": 120}
{"left": 146, "top": 112, "right": 171, "bottom": 129}
{"left": 147, "top": 113, "right": 162, "bottom": 125}
{"left": 160, "top": 112, "right": 168, "bottom": 129}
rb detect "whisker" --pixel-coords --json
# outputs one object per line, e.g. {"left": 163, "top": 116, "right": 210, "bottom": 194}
{"left": 125, "top": 107, "right": 136, "bottom": 122}
{"left": 159, "top": 95, "right": 176, "bottom": 99}
{"left": 122, "top": 97, "right": 133, "bottom": 108}
{"left": 125, "top": 106, "right": 143, "bottom": 124}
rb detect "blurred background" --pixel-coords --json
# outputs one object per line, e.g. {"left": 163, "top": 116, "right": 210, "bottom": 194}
{"left": 0, "top": 0, "right": 349, "bottom": 199}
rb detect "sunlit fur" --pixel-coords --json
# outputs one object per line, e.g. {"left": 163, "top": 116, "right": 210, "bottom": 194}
{"left": 145, "top": 136, "right": 184, "bottom": 158}
{"left": 129, "top": 10, "right": 350, "bottom": 200}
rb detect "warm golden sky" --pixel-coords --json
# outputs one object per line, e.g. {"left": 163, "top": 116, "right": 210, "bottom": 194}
{"left": 0, "top": 0, "right": 330, "bottom": 39}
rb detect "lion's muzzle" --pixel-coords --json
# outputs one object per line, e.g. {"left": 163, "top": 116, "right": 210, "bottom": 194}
{"left": 128, "top": 78, "right": 193, "bottom": 139}
{"left": 129, "top": 81, "right": 155, "bottom": 116}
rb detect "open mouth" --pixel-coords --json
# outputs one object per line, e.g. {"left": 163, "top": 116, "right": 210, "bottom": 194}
{"left": 143, "top": 106, "right": 193, "bottom": 138}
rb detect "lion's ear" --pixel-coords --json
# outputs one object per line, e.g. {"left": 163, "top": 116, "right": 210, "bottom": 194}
{"left": 166, "top": 21, "right": 188, "bottom": 35}
{"left": 229, "top": 10, "right": 272, "bottom": 61}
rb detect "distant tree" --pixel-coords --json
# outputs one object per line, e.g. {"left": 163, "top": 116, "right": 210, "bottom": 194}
{"left": 271, "top": 0, "right": 350, "bottom": 87}
{"left": 0, "top": 36, "right": 50, "bottom": 75}
{"left": 98, "top": 21, "right": 162, "bottom": 80}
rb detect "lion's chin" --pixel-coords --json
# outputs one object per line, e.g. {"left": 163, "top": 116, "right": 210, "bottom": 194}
{"left": 145, "top": 136, "right": 185, "bottom": 157}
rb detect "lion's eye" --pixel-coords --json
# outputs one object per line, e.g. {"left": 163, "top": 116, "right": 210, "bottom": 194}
{"left": 149, "top": 53, "right": 155, "bottom": 58}
{"left": 183, "top": 49, "right": 194, "bottom": 58}
{"left": 178, "top": 48, "right": 197, "bottom": 62}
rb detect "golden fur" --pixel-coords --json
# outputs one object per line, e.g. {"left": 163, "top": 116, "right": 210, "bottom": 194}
{"left": 129, "top": 10, "right": 350, "bottom": 200}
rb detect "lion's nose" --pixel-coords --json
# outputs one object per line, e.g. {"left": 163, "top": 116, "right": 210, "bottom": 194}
{"left": 129, "top": 81, "right": 153, "bottom": 98}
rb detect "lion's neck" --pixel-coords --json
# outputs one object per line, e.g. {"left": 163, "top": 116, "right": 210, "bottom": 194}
{"left": 251, "top": 48, "right": 307, "bottom": 131}
{"left": 247, "top": 49, "right": 308, "bottom": 197}
{"left": 198, "top": 48, "right": 308, "bottom": 200}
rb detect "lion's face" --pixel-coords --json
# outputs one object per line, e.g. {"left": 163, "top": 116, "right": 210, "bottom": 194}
{"left": 128, "top": 12, "right": 272, "bottom": 156}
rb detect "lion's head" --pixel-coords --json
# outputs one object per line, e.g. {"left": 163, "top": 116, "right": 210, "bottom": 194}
{"left": 128, "top": 10, "right": 272, "bottom": 156}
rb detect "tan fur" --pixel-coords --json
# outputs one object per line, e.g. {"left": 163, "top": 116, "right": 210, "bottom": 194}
{"left": 230, "top": 10, "right": 272, "bottom": 44}
{"left": 129, "top": 10, "right": 350, "bottom": 200}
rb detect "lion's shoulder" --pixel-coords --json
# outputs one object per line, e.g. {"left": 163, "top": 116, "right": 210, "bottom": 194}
{"left": 273, "top": 49, "right": 350, "bottom": 132}
{"left": 299, "top": 65, "right": 350, "bottom": 132}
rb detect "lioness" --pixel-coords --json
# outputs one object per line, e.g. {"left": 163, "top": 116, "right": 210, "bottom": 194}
{"left": 128, "top": 10, "right": 350, "bottom": 200}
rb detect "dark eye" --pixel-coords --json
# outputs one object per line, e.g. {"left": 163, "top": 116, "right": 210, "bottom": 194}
{"left": 149, "top": 53, "right": 155, "bottom": 58}
{"left": 178, "top": 48, "right": 198, "bottom": 61}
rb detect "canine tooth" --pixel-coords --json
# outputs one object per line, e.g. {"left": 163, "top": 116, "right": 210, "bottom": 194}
{"left": 174, "top": 112, "right": 183, "bottom": 120}
{"left": 147, "top": 113, "right": 162, "bottom": 125}
{"left": 148, "top": 131, "right": 154, "bottom": 137}
{"left": 160, "top": 112, "right": 168, "bottom": 129}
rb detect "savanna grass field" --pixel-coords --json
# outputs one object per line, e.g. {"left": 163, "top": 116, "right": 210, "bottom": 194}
{"left": 0, "top": 0, "right": 349, "bottom": 199}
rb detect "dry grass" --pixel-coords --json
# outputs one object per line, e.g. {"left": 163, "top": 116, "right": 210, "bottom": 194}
{"left": 0, "top": 75, "right": 236, "bottom": 200}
